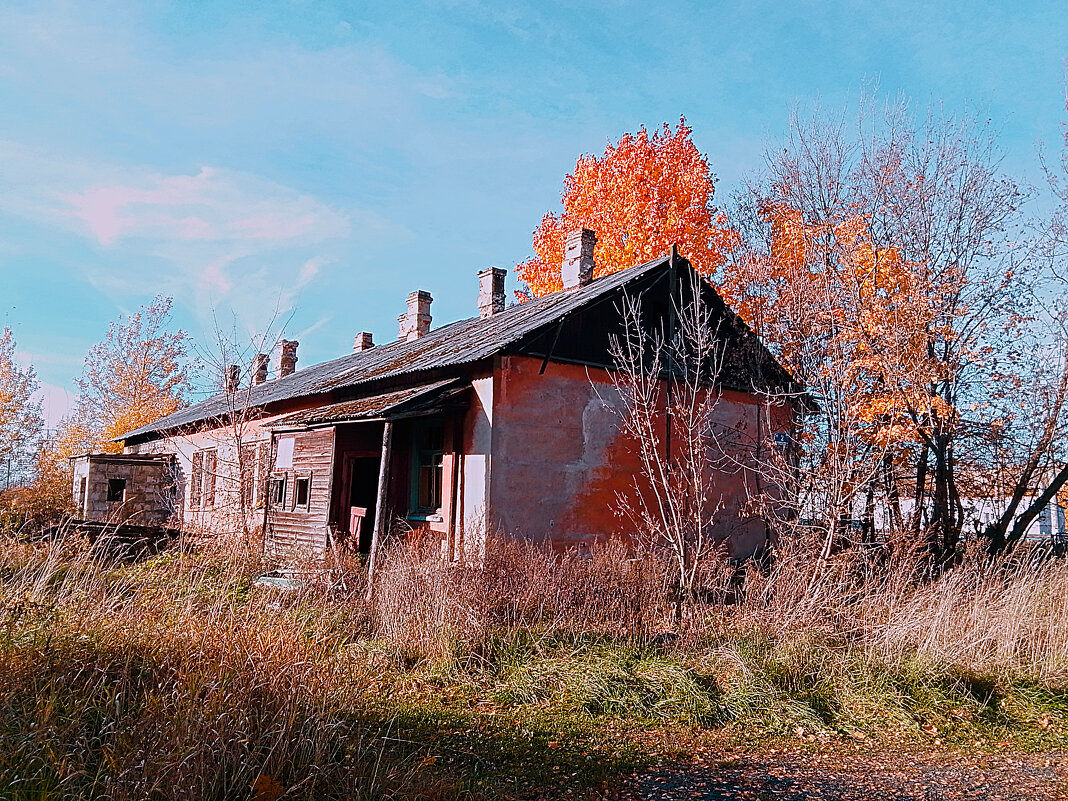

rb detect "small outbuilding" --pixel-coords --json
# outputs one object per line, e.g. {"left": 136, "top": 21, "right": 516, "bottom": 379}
{"left": 70, "top": 452, "right": 178, "bottom": 527}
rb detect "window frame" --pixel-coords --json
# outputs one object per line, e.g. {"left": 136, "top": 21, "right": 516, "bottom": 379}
{"left": 106, "top": 477, "right": 127, "bottom": 503}
{"left": 189, "top": 448, "right": 218, "bottom": 509}
{"left": 269, "top": 474, "right": 287, "bottom": 509}
{"left": 408, "top": 419, "right": 445, "bottom": 521}
{"left": 190, "top": 451, "right": 203, "bottom": 508}
{"left": 292, "top": 472, "right": 312, "bottom": 512}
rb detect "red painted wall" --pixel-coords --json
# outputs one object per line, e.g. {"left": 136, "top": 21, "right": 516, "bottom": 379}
{"left": 488, "top": 355, "right": 791, "bottom": 558}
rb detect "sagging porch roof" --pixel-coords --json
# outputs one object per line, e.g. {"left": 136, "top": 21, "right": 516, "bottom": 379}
{"left": 268, "top": 378, "right": 468, "bottom": 430}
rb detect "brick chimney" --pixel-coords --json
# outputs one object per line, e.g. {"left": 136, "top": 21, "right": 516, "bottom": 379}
{"left": 353, "top": 332, "right": 374, "bottom": 352}
{"left": 276, "top": 339, "right": 299, "bottom": 378}
{"left": 224, "top": 364, "right": 240, "bottom": 393}
{"left": 252, "top": 353, "right": 269, "bottom": 385}
{"left": 478, "top": 267, "right": 506, "bottom": 318}
{"left": 397, "top": 290, "right": 432, "bottom": 341}
{"left": 562, "top": 228, "right": 597, "bottom": 289}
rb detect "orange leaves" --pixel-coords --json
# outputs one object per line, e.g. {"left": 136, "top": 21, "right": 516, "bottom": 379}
{"left": 76, "top": 295, "right": 191, "bottom": 449}
{"left": 251, "top": 774, "right": 285, "bottom": 801}
{"left": 721, "top": 200, "right": 952, "bottom": 456}
{"left": 516, "top": 118, "right": 735, "bottom": 297}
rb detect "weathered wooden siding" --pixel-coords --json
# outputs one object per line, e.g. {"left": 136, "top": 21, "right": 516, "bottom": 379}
{"left": 267, "top": 427, "right": 336, "bottom": 554}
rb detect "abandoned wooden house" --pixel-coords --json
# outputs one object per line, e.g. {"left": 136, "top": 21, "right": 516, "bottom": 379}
{"left": 74, "top": 230, "right": 801, "bottom": 560}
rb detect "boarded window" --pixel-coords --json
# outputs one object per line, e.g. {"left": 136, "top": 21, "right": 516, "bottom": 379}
{"left": 190, "top": 451, "right": 204, "bottom": 507}
{"left": 255, "top": 443, "right": 269, "bottom": 508}
{"left": 202, "top": 450, "right": 217, "bottom": 507}
{"left": 190, "top": 449, "right": 217, "bottom": 508}
{"left": 276, "top": 437, "right": 294, "bottom": 469}
{"left": 107, "top": 478, "right": 126, "bottom": 502}
{"left": 240, "top": 444, "right": 255, "bottom": 509}
{"left": 410, "top": 420, "right": 444, "bottom": 517}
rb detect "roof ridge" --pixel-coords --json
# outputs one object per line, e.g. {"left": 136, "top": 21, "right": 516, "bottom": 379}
{"left": 118, "top": 255, "right": 674, "bottom": 440}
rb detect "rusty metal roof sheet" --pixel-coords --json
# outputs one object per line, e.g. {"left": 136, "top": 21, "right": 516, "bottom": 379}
{"left": 269, "top": 379, "right": 466, "bottom": 428}
{"left": 119, "top": 255, "right": 673, "bottom": 440}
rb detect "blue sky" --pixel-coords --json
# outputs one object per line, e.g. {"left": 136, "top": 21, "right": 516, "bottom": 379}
{"left": 1, "top": 0, "right": 1066, "bottom": 426}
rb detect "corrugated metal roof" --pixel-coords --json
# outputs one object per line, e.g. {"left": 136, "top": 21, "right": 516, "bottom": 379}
{"left": 269, "top": 379, "right": 465, "bottom": 428}
{"left": 119, "top": 255, "right": 671, "bottom": 440}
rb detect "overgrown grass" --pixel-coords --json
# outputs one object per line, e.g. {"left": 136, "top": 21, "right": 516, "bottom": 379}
{"left": 2, "top": 533, "right": 1068, "bottom": 800}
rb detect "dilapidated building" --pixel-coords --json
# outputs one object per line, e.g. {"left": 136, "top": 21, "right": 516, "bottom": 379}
{"left": 98, "top": 232, "right": 801, "bottom": 560}
{"left": 70, "top": 452, "right": 177, "bottom": 527}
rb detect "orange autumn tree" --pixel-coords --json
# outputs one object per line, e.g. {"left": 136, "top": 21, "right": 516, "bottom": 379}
{"left": 75, "top": 295, "right": 192, "bottom": 452}
{"left": 517, "top": 118, "right": 736, "bottom": 296}
{"left": 722, "top": 199, "right": 946, "bottom": 550}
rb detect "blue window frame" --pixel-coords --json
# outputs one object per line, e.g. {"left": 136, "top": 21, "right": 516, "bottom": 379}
{"left": 409, "top": 419, "right": 444, "bottom": 519}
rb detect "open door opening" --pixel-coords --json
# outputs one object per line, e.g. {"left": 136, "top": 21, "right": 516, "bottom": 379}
{"left": 347, "top": 455, "right": 380, "bottom": 553}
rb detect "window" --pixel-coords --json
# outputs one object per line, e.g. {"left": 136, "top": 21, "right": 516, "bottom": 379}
{"left": 77, "top": 477, "right": 87, "bottom": 513}
{"left": 294, "top": 476, "right": 310, "bottom": 508}
{"left": 189, "top": 449, "right": 217, "bottom": 508}
{"left": 190, "top": 451, "right": 203, "bottom": 507}
{"left": 240, "top": 444, "right": 256, "bottom": 509}
{"left": 410, "top": 420, "right": 444, "bottom": 518}
{"left": 107, "top": 478, "right": 127, "bottom": 503}
{"left": 255, "top": 443, "right": 269, "bottom": 508}
{"left": 202, "top": 450, "right": 216, "bottom": 507}
{"left": 270, "top": 475, "right": 287, "bottom": 507}
{"left": 276, "top": 436, "right": 294, "bottom": 469}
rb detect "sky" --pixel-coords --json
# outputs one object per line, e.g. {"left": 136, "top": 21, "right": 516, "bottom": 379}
{"left": 1, "top": 0, "right": 1066, "bottom": 427}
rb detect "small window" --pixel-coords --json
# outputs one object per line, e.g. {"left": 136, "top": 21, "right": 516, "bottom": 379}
{"left": 77, "top": 477, "right": 87, "bottom": 512}
{"left": 107, "top": 478, "right": 127, "bottom": 503}
{"left": 190, "top": 451, "right": 203, "bottom": 507}
{"left": 294, "top": 476, "right": 310, "bottom": 508}
{"left": 410, "top": 420, "right": 445, "bottom": 518}
{"left": 270, "top": 475, "right": 286, "bottom": 507}
{"left": 189, "top": 449, "right": 217, "bottom": 508}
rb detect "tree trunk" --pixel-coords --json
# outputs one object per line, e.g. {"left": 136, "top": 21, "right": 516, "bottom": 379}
{"left": 1002, "top": 464, "right": 1068, "bottom": 555}
{"left": 911, "top": 444, "right": 929, "bottom": 535}
{"left": 884, "top": 453, "right": 903, "bottom": 535}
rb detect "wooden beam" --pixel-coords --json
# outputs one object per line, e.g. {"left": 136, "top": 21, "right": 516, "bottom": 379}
{"left": 365, "top": 420, "right": 393, "bottom": 602}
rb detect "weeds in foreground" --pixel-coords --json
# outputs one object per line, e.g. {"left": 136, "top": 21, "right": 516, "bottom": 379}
{"left": 2, "top": 534, "right": 1068, "bottom": 800}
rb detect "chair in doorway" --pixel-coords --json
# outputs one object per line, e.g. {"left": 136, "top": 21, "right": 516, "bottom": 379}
{"left": 348, "top": 505, "right": 368, "bottom": 553}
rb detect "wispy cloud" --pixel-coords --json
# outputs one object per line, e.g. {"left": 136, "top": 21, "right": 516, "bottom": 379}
{"left": 0, "top": 141, "right": 403, "bottom": 334}
{"left": 59, "top": 167, "right": 348, "bottom": 246}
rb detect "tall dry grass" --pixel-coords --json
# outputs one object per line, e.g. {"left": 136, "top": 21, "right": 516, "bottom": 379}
{"left": 0, "top": 536, "right": 425, "bottom": 801}
{"left": 366, "top": 531, "right": 1068, "bottom": 689}
{"left": 4, "top": 528, "right": 1068, "bottom": 799}
{"left": 370, "top": 537, "right": 672, "bottom": 660}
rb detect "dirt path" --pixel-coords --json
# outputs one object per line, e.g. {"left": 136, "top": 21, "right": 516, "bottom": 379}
{"left": 616, "top": 749, "right": 1068, "bottom": 800}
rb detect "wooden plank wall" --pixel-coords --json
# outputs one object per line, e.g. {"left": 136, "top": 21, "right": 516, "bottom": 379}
{"left": 267, "top": 426, "right": 336, "bottom": 554}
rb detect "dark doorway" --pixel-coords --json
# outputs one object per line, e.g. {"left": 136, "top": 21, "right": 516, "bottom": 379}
{"left": 347, "top": 456, "right": 380, "bottom": 553}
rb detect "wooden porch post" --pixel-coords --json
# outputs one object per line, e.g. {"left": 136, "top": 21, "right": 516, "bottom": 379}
{"left": 365, "top": 420, "right": 393, "bottom": 602}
